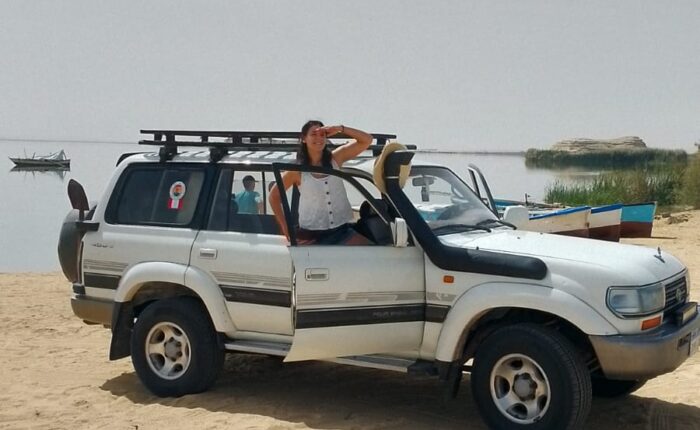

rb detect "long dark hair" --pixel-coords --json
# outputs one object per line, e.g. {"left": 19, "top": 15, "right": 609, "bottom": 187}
{"left": 297, "top": 120, "right": 333, "bottom": 167}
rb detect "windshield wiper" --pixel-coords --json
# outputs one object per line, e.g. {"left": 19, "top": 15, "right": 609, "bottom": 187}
{"left": 477, "top": 218, "right": 517, "bottom": 230}
{"left": 431, "top": 224, "right": 491, "bottom": 235}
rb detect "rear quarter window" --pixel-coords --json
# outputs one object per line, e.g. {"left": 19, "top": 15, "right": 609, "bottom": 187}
{"left": 106, "top": 166, "right": 206, "bottom": 226}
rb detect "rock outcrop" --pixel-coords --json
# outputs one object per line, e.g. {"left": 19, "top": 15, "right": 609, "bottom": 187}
{"left": 552, "top": 136, "right": 647, "bottom": 153}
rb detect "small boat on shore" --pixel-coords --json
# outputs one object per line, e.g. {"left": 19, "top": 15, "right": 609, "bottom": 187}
{"left": 589, "top": 204, "right": 622, "bottom": 242}
{"left": 502, "top": 205, "right": 591, "bottom": 237}
{"left": 526, "top": 206, "right": 591, "bottom": 238}
{"left": 620, "top": 202, "right": 656, "bottom": 238}
{"left": 9, "top": 150, "right": 70, "bottom": 168}
{"left": 494, "top": 198, "right": 561, "bottom": 211}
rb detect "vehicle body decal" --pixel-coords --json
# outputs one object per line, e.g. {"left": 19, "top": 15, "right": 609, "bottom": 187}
{"left": 83, "top": 259, "right": 127, "bottom": 273}
{"left": 213, "top": 271, "right": 291, "bottom": 289}
{"left": 83, "top": 273, "right": 121, "bottom": 290}
{"left": 219, "top": 285, "right": 292, "bottom": 307}
{"left": 296, "top": 304, "right": 427, "bottom": 329}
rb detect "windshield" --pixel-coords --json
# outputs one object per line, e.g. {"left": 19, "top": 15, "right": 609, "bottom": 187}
{"left": 403, "top": 166, "right": 499, "bottom": 234}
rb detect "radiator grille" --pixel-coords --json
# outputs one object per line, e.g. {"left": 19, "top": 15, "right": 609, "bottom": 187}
{"left": 663, "top": 276, "right": 688, "bottom": 318}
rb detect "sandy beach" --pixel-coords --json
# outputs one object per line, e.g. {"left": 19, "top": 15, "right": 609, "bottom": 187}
{"left": 1, "top": 212, "right": 699, "bottom": 430}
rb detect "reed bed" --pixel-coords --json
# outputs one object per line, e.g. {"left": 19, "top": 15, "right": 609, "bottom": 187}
{"left": 526, "top": 148, "right": 688, "bottom": 169}
{"left": 544, "top": 165, "right": 687, "bottom": 207}
{"left": 680, "top": 152, "right": 700, "bottom": 208}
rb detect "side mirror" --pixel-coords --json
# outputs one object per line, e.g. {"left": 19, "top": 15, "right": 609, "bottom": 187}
{"left": 391, "top": 218, "right": 409, "bottom": 248}
{"left": 503, "top": 206, "right": 529, "bottom": 229}
{"left": 67, "top": 179, "right": 90, "bottom": 221}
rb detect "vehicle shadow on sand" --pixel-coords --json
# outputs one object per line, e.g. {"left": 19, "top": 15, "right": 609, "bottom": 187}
{"left": 101, "top": 354, "right": 700, "bottom": 430}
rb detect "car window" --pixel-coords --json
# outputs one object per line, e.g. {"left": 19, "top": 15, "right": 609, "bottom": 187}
{"left": 232, "top": 171, "right": 265, "bottom": 215}
{"left": 404, "top": 166, "right": 497, "bottom": 227}
{"left": 207, "top": 168, "right": 281, "bottom": 235}
{"left": 276, "top": 167, "right": 393, "bottom": 246}
{"left": 111, "top": 167, "right": 205, "bottom": 226}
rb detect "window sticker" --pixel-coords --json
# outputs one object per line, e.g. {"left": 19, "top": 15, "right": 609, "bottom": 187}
{"left": 168, "top": 181, "right": 187, "bottom": 210}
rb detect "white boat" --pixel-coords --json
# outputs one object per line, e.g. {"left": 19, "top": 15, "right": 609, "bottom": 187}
{"left": 588, "top": 204, "right": 622, "bottom": 242}
{"left": 525, "top": 206, "right": 591, "bottom": 238}
{"left": 9, "top": 149, "right": 70, "bottom": 168}
{"left": 502, "top": 205, "right": 591, "bottom": 237}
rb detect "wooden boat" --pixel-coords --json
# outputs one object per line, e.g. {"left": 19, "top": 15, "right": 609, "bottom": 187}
{"left": 494, "top": 198, "right": 560, "bottom": 211}
{"left": 526, "top": 206, "right": 591, "bottom": 238}
{"left": 9, "top": 150, "right": 70, "bottom": 168}
{"left": 588, "top": 204, "right": 622, "bottom": 242}
{"left": 620, "top": 202, "right": 656, "bottom": 238}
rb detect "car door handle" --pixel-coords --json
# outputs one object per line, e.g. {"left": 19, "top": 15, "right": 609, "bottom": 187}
{"left": 305, "top": 268, "right": 329, "bottom": 281}
{"left": 199, "top": 248, "right": 218, "bottom": 259}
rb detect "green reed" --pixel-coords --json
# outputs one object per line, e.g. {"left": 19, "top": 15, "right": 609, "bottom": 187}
{"left": 526, "top": 148, "right": 688, "bottom": 169}
{"left": 679, "top": 152, "right": 700, "bottom": 208}
{"left": 545, "top": 165, "right": 687, "bottom": 207}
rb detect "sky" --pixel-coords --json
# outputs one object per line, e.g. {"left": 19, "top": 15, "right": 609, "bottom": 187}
{"left": 1, "top": 1, "right": 698, "bottom": 151}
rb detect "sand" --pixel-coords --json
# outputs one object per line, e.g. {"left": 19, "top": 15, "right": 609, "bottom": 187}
{"left": 1, "top": 211, "right": 699, "bottom": 430}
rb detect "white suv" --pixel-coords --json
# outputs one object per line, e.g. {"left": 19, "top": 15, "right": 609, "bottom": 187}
{"left": 59, "top": 130, "right": 699, "bottom": 430}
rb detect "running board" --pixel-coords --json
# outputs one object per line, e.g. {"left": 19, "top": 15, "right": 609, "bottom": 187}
{"left": 330, "top": 355, "right": 416, "bottom": 373}
{"left": 224, "top": 340, "right": 437, "bottom": 376}
{"left": 224, "top": 340, "right": 290, "bottom": 356}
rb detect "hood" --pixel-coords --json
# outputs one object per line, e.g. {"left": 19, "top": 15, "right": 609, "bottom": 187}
{"left": 439, "top": 228, "right": 686, "bottom": 285}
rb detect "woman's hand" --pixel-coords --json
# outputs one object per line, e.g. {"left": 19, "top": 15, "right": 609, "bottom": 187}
{"left": 330, "top": 125, "right": 373, "bottom": 166}
{"left": 313, "top": 125, "right": 344, "bottom": 137}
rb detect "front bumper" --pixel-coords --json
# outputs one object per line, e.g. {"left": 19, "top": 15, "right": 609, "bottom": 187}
{"left": 589, "top": 303, "right": 700, "bottom": 380}
{"left": 71, "top": 291, "right": 113, "bottom": 327}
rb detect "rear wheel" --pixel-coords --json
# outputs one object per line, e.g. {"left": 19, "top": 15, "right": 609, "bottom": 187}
{"left": 591, "top": 376, "right": 646, "bottom": 398}
{"left": 471, "top": 324, "right": 592, "bottom": 430}
{"left": 131, "top": 297, "right": 224, "bottom": 397}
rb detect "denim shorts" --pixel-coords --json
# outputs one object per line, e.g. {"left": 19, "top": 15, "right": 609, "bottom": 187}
{"left": 296, "top": 224, "right": 354, "bottom": 245}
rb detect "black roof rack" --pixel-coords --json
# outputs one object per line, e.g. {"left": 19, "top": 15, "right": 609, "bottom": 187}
{"left": 139, "top": 129, "right": 408, "bottom": 162}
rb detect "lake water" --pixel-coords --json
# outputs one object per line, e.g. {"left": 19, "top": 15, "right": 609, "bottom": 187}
{"left": 0, "top": 140, "right": 600, "bottom": 272}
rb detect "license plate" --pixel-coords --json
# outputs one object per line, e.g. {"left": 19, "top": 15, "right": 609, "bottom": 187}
{"left": 690, "top": 328, "right": 700, "bottom": 357}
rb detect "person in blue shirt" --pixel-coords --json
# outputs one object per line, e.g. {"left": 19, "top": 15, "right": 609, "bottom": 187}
{"left": 234, "top": 175, "right": 263, "bottom": 214}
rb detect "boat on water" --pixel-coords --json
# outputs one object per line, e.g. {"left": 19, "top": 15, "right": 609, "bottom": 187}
{"left": 620, "top": 202, "right": 656, "bottom": 238}
{"left": 588, "top": 204, "right": 623, "bottom": 242}
{"left": 9, "top": 150, "right": 70, "bottom": 168}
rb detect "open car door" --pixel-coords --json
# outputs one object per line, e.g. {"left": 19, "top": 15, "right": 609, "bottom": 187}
{"left": 272, "top": 163, "right": 426, "bottom": 362}
{"left": 467, "top": 163, "right": 498, "bottom": 216}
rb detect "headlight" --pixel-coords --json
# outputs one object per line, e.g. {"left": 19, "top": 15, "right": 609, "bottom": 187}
{"left": 607, "top": 283, "right": 665, "bottom": 317}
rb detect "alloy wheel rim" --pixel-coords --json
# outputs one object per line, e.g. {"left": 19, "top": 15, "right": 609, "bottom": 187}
{"left": 145, "top": 322, "right": 192, "bottom": 380}
{"left": 489, "top": 353, "right": 551, "bottom": 424}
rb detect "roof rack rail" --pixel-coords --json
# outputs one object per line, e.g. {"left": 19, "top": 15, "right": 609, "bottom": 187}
{"left": 139, "top": 129, "right": 410, "bottom": 162}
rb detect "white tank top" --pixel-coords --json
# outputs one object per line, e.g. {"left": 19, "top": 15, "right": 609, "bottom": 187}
{"left": 298, "top": 162, "right": 353, "bottom": 230}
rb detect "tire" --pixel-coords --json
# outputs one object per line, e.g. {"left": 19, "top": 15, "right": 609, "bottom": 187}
{"left": 591, "top": 376, "right": 646, "bottom": 398}
{"left": 131, "top": 297, "right": 224, "bottom": 397}
{"left": 470, "top": 324, "right": 592, "bottom": 430}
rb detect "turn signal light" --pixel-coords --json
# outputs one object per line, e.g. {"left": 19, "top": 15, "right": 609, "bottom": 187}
{"left": 443, "top": 275, "right": 454, "bottom": 284}
{"left": 641, "top": 315, "right": 662, "bottom": 331}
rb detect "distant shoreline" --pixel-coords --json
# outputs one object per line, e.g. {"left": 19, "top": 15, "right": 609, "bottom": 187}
{"left": 415, "top": 150, "right": 526, "bottom": 156}
{"left": 2, "top": 139, "right": 528, "bottom": 155}
{"left": 0, "top": 137, "right": 134, "bottom": 145}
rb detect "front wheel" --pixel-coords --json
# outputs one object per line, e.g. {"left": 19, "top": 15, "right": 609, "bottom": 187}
{"left": 131, "top": 297, "right": 224, "bottom": 397}
{"left": 471, "top": 324, "right": 592, "bottom": 430}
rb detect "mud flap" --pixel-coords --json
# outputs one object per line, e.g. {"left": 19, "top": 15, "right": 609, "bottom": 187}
{"left": 441, "top": 360, "right": 464, "bottom": 401}
{"left": 109, "top": 302, "right": 133, "bottom": 360}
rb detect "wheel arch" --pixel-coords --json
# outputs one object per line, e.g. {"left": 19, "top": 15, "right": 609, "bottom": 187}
{"left": 109, "top": 262, "right": 236, "bottom": 360}
{"left": 434, "top": 282, "right": 618, "bottom": 363}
